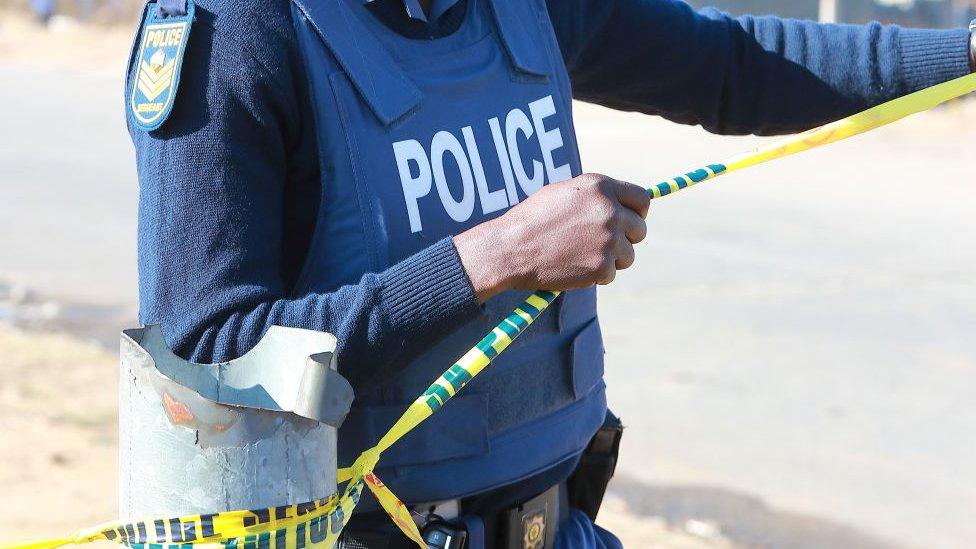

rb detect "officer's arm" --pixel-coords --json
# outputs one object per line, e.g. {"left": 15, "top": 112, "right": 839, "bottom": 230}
{"left": 127, "top": 14, "right": 481, "bottom": 391}
{"left": 547, "top": 0, "right": 972, "bottom": 135}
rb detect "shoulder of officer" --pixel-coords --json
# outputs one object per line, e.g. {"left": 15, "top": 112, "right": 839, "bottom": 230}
{"left": 127, "top": 0, "right": 303, "bottom": 133}
{"left": 192, "top": 0, "right": 297, "bottom": 68}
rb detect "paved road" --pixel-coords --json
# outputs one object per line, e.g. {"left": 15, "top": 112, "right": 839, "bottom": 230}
{"left": 573, "top": 102, "right": 976, "bottom": 548}
{"left": 0, "top": 64, "right": 137, "bottom": 308}
{"left": 2, "top": 62, "right": 975, "bottom": 547}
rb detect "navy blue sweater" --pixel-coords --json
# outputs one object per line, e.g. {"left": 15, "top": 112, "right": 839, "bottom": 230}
{"left": 127, "top": 0, "right": 971, "bottom": 391}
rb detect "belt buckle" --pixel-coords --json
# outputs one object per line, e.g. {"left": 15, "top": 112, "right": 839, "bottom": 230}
{"left": 416, "top": 500, "right": 465, "bottom": 549}
{"left": 421, "top": 517, "right": 468, "bottom": 549}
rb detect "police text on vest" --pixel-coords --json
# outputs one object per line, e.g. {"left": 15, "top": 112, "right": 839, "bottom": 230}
{"left": 393, "top": 95, "right": 572, "bottom": 233}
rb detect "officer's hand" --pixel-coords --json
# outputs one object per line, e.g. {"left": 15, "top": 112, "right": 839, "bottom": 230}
{"left": 454, "top": 174, "right": 650, "bottom": 303}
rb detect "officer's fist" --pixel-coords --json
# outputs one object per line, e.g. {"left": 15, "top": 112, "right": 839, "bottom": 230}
{"left": 455, "top": 173, "right": 650, "bottom": 302}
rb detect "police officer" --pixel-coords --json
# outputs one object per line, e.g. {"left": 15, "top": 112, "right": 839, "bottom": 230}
{"left": 126, "top": 0, "right": 976, "bottom": 546}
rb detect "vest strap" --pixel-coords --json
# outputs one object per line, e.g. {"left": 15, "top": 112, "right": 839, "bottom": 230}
{"left": 293, "top": 0, "right": 423, "bottom": 126}
{"left": 157, "top": 0, "right": 188, "bottom": 18}
{"left": 486, "top": 0, "right": 549, "bottom": 76}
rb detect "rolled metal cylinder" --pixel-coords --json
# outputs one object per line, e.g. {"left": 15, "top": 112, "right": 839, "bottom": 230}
{"left": 118, "top": 325, "right": 352, "bottom": 518}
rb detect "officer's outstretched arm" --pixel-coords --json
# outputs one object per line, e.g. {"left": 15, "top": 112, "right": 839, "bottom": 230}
{"left": 546, "top": 0, "right": 972, "bottom": 135}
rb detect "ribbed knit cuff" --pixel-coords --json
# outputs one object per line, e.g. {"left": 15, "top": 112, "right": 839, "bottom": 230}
{"left": 378, "top": 237, "right": 481, "bottom": 338}
{"left": 899, "top": 27, "right": 972, "bottom": 93}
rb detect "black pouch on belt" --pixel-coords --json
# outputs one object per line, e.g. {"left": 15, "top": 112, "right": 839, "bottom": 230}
{"left": 566, "top": 410, "right": 624, "bottom": 521}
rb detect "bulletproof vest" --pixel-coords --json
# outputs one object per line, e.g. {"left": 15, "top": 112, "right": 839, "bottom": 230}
{"left": 291, "top": 0, "right": 607, "bottom": 502}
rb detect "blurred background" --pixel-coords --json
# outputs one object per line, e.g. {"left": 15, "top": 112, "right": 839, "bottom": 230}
{"left": 0, "top": 1, "right": 974, "bottom": 547}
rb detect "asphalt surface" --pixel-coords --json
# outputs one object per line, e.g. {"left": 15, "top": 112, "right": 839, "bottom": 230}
{"left": 0, "top": 63, "right": 137, "bottom": 342}
{"left": 573, "top": 102, "right": 976, "bottom": 548}
{"left": 2, "top": 61, "right": 974, "bottom": 547}
{"left": 0, "top": 64, "right": 137, "bottom": 308}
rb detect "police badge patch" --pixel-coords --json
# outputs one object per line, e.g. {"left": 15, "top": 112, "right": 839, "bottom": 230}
{"left": 522, "top": 510, "right": 546, "bottom": 549}
{"left": 129, "top": 0, "right": 194, "bottom": 131}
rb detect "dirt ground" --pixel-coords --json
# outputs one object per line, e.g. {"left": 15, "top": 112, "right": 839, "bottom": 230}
{"left": 0, "top": 326, "right": 118, "bottom": 542}
{"left": 0, "top": 9, "right": 134, "bottom": 73}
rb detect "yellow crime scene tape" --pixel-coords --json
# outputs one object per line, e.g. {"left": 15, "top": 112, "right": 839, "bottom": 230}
{"left": 5, "top": 72, "right": 975, "bottom": 549}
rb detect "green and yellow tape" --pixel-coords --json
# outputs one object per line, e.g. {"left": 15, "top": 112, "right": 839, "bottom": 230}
{"left": 5, "top": 73, "right": 976, "bottom": 549}
{"left": 650, "top": 73, "right": 976, "bottom": 198}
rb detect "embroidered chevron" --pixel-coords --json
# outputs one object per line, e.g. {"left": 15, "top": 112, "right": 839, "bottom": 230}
{"left": 137, "top": 55, "right": 176, "bottom": 102}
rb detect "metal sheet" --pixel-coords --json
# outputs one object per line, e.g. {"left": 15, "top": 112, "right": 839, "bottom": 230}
{"left": 127, "top": 324, "right": 353, "bottom": 426}
{"left": 119, "top": 325, "right": 351, "bottom": 518}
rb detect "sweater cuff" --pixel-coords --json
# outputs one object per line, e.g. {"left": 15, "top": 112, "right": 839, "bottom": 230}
{"left": 899, "top": 27, "right": 972, "bottom": 94}
{"left": 379, "top": 237, "right": 481, "bottom": 337}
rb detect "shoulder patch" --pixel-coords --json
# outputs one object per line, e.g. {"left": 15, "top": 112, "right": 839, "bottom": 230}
{"left": 130, "top": 0, "right": 194, "bottom": 131}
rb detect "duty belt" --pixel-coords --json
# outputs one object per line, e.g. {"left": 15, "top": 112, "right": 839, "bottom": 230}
{"left": 338, "top": 482, "right": 568, "bottom": 549}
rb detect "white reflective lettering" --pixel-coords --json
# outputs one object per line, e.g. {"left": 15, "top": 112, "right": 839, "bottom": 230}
{"left": 505, "top": 108, "right": 544, "bottom": 196}
{"left": 392, "top": 139, "right": 432, "bottom": 233}
{"left": 391, "top": 96, "right": 573, "bottom": 233}
{"left": 488, "top": 116, "right": 520, "bottom": 206}
{"left": 528, "top": 95, "right": 571, "bottom": 183}
{"left": 461, "top": 125, "right": 508, "bottom": 215}
{"left": 430, "top": 131, "right": 476, "bottom": 223}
